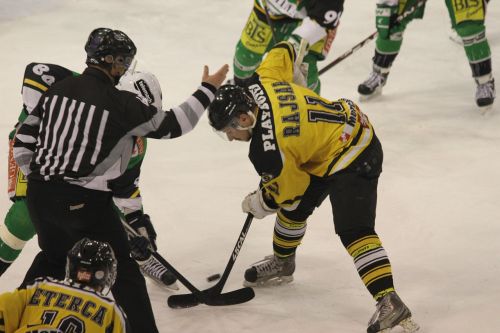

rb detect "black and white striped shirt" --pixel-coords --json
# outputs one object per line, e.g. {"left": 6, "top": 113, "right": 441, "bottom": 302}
{"left": 14, "top": 67, "right": 215, "bottom": 191}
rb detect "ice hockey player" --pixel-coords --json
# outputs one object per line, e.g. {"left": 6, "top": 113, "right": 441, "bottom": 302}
{"left": 207, "top": 40, "right": 419, "bottom": 332}
{"left": 1, "top": 63, "right": 177, "bottom": 290}
{"left": 358, "top": 0, "right": 495, "bottom": 112}
{"left": 233, "top": 0, "right": 344, "bottom": 93}
{"left": 0, "top": 238, "right": 130, "bottom": 333}
{"left": 114, "top": 70, "right": 179, "bottom": 290}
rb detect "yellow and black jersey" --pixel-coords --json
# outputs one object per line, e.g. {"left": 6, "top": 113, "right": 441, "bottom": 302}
{"left": 246, "top": 41, "right": 374, "bottom": 208}
{"left": 0, "top": 277, "right": 130, "bottom": 333}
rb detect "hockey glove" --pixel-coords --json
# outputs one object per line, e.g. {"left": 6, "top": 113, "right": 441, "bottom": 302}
{"left": 241, "top": 189, "right": 277, "bottom": 219}
{"left": 125, "top": 211, "right": 158, "bottom": 260}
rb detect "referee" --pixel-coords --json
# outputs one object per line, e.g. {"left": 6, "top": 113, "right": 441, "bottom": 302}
{"left": 13, "top": 27, "right": 228, "bottom": 333}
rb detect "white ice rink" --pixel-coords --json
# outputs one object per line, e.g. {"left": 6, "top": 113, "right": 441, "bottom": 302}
{"left": 1, "top": 1, "right": 499, "bottom": 332}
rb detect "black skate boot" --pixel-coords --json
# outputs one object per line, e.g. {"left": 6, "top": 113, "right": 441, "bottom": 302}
{"left": 367, "top": 292, "right": 419, "bottom": 333}
{"left": 358, "top": 65, "right": 390, "bottom": 100}
{"left": 243, "top": 254, "right": 295, "bottom": 287}
{"left": 139, "top": 255, "right": 179, "bottom": 291}
{"left": 475, "top": 75, "right": 495, "bottom": 113}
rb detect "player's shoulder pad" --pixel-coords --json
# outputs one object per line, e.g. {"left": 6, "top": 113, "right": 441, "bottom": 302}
{"left": 305, "top": 0, "right": 344, "bottom": 29}
{"left": 23, "top": 62, "right": 75, "bottom": 93}
{"left": 271, "top": 41, "right": 297, "bottom": 62}
{"left": 22, "top": 276, "right": 53, "bottom": 290}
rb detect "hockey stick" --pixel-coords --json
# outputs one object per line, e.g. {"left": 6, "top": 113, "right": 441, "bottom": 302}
{"left": 318, "top": 32, "right": 377, "bottom": 75}
{"left": 261, "top": 0, "right": 277, "bottom": 44}
{"left": 167, "top": 213, "right": 255, "bottom": 308}
{"left": 318, "top": 0, "right": 427, "bottom": 75}
{"left": 121, "top": 220, "right": 254, "bottom": 307}
{"left": 156, "top": 250, "right": 254, "bottom": 308}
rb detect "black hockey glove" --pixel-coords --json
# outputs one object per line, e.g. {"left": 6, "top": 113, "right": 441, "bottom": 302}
{"left": 125, "top": 211, "right": 158, "bottom": 261}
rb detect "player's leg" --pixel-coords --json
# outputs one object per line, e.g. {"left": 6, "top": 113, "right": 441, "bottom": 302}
{"left": 304, "top": 54, "right": 320, "bottom": 93}
{"left": 446, "top": 0, "right": 495, "bottom": 111}
{"left": 330, "top": 135, "right": 418, "bottom": 333}
{"left": 358, "top": 0, "right": 425, "bottom": 99}
{"left": 244, "top": 176, "right": 330, "bottom": 287}
{"left": 233, "top": 5, "right": 274, "bottom": 86}
{"left": 2, "top": 136, "right": 35, "bottom": 276}
{"left": 304, "top": 43, "right": 326, "bottom": 94}
{"left": 233, "top": 4, "right": 296, "bottom": 86}
{"left": 0, "top": 199, "right": 35, "bottom": 275}
{"left": 295, "top": 21, "right": 339, "bottom": 94}
{"left": 243, "top": 210, "right": 302, "bottom": 287}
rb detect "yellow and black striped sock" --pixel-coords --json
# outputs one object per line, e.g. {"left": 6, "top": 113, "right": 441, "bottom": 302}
{"left": 272, "top": 211, "right": 307, "bottom": 258}
{"left": 342, "top": 233, "right": 395, "bottom": 300}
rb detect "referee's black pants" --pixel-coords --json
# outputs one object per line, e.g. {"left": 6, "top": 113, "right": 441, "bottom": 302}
{"left": 23, "top": 179, "right": 158, "bottom": 333}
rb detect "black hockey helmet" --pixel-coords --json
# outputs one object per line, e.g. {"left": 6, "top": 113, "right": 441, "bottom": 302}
{"left": 208, "top": 84, "right": 256, "bottom": 131}
{"left": 85, "top": 27, "right": 136, "bottom": 68}
{"left": 65, "top": 237, "right": 117, "bottom": 294}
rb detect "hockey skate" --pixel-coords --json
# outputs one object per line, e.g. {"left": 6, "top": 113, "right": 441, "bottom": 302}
{"left": 243, "top": 254, "right": 295, "bottom": 287}
{"left": 139, "top": 254, "right": 179, "bottom": 291}
{"left": 475, "top": 76, "right": 495, "bottom": 114}
{"left": 358, "top": 67, "right": 389, "bottom": 101}
{"left": 367, "top": 292, "right": 419, "bottom": 333}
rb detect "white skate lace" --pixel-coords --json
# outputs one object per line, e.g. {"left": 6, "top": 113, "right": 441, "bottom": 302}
{"left": 363, "top": 72, "right": 385, "bottom": 90}
{"left": 140, "top": 256, "right": 168, "bottom": 280}
{"left": 378, "top": 298, "right": 394, "bottom": 321}
{"left": 254, "top": 255, "right": 282, "bottom": 277}
{"left": 369, "top": 294, "right": 395, "bottom": 326}
{"left": 476, "top": 81, "right": 495, "bottom": 100}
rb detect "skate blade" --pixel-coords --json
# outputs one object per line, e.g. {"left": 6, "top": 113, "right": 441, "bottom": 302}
{"left": 359, "top": 88, "right": 383, "bottom": 102}
{"left": 147, "top": 277, "right": 180, "bottom": 291}
{"left": 243, "top": 275, "right": 293, "bottom": 288}
{"left": 378, "top": 317, "right": 420, "bottom": 333}
{"left": 399, "top": 317, "right": 420, "bottom": 333}
{"left": 478, "top": 104, "right": 493, "bottom": 115}
{"left": 164, "top": 281, "right": 180, "bottom": 291}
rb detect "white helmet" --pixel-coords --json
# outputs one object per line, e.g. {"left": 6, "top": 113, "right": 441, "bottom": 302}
{"left": 117, "top": 71, "right": 163, "bottom": 110}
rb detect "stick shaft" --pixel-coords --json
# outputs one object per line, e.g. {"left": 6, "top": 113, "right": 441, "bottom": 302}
{"left": 318, "top": 0, "right": 427, "bottom": 75}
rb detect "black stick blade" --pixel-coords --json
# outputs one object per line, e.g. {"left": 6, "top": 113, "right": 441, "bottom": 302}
{"left": 167, "top": 293, "right": 200, "bottom": 309}
{"left": 206, "top": 287, "right": 255, "bottom": 306}
{"left": 167, "top": 287, "right": 255, "bottom": 309}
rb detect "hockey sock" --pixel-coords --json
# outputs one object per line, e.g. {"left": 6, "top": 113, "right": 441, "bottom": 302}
{"left": 372, "top": 49, "right": 398, "bottom": 71}
{"left": 0, "top": 200, "right": 35, "bottom": 263}
{"left": 470, "top": 59, "right": 492, "bottom": 80}
{"left": 233, "top": 42, "right": 262, "bottom": 82}
{"left": 272, "top": 211, "right": 307, "bottom": 258}
{"left": 455, "top": 22, "right": 492, "bottom": 78}
{"left": 340, "top": 229, "right": 395, "bottom": 300}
